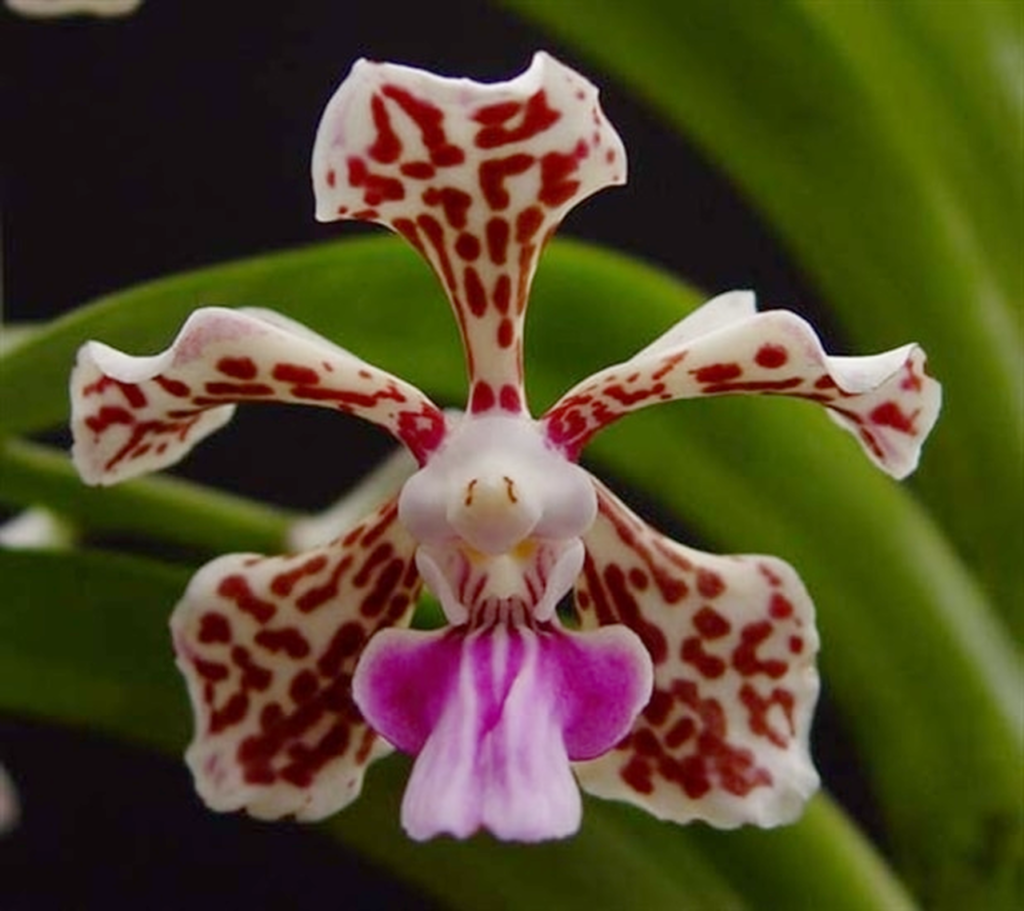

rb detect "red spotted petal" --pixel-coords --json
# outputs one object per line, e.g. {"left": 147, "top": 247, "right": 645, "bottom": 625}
{"left": 170, "top": 497, "right": 420, "bottom": 821}
{"left": 543, "top": 291, "right": 941, "bottom": 478}
{"left": 71, "top": 306, "right": 448, "bottom": 485}
{"left": 573, "top": 480, "right": 820, "bottom": 828}
{"left": 312, "top": 52, "right": 626, "bottom": 415}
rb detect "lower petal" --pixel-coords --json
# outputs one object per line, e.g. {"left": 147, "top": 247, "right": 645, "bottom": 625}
{"left": 575, "top": 480, "right": 820, "bottom": 828}
{"left": 171, "top": 496, "right": 419, "bottom": 821}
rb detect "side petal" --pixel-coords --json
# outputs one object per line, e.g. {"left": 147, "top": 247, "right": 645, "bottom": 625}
{"left": 312, "top": 52, "right": 626, "bottom": 414}
{"left": 71, "top": 306, "right": 447, "bottom": 485}
{"left": 170, "top": 496, "right": 420, "bottom": 822}
{"left": 543, "top": 291, "right": 941, "bottom": 478}
{"left": 574, "top": 480, "right": 820, "bottom": 828}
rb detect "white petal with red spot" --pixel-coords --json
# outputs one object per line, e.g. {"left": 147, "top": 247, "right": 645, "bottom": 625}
{"left": 171, "top": 498, "right": 419, "bottom": 821}
{"left": 573, "top": 481, "right": 819, "bottom": 828}
{"left": 71, "top": 306, "right": 447, "bottom": 484}
{"left": 543, "top": 291, "right": 941, "bottom": 478}
{"left": 312, "top": 52, "right": 626, "bottom": 412}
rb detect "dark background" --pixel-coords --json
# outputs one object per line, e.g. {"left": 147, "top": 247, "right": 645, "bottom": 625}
{"left": 2, "top": 2, "right": 870, "bottom": 907}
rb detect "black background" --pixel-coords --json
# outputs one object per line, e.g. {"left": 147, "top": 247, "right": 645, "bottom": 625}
{"left": 2, "top": 2, "right": 874, "bottom": 908}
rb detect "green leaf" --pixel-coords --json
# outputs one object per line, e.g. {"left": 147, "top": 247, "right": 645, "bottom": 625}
{"left": 0, "top": 438, "right": 292, "bottom": 556}
{"left": 503, "top": 0, "right": 1024, "bottom": 641}
{"left": 1, "top": 236, "right": 1016, "bottom": 905}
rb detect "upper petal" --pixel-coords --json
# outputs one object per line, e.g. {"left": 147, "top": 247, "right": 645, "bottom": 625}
{"left": 574, "top": 480, "right": 820, "bottom": 828}
{"left": 170, "top": 496, "right": 420, "bottom": 822}
{"left": 71, "top": 306, "right": 447, "bottom": 485}
{"left": 542, "top": 291, "right": 941, "bottom": 478}
{"left": 312, "top": 52, "right": 626, "bottom": 413}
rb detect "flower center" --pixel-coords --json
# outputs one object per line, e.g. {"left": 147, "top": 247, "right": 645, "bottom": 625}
{"left": 398, "top": 414, "right": 596, "bottom": 625}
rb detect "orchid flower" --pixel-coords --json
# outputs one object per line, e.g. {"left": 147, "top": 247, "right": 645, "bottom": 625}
{"left": 69, "top": 52, "right": 941, "bottom": 842}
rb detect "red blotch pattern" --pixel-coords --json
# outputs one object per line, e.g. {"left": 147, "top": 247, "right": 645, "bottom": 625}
{"left": 314, "top": 55, "right": 626, "bottom": 414}
{"left": 172, "top": 498, "right": 421, "bottom": 819}
{"left": 71, "top": 309, "right": 450, "bottom": 484}
{"left": 543, "top": 307, "right": 937, "bottom": 475}
{"left": 575, "top": 482, "right": 818, "bottom": 823}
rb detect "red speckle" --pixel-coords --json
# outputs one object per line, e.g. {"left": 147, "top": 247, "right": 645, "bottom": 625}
{"left": 201, "top": 381, "right": 274, "bottom": 398}
{"left": 769, "top": 593, "right": 794, "bottom": 620}
{"left": 317, "top": 623, "right": 367, "bottom": 678}
{"left": 217, "top": 357, "right": 258, "bottom": 380}
{"left": 380, "top": 84, "right": 465, "bottom": 167}
{"left": 619, "top": 756, "right": 654, "bottom": 794}
{"left": 693, "top": 605, "right": 731, "bottom": 639}
{"left": 289, "top": 669, "right": 319, "bottom": 704}
{"left": 154, "top": 375, "right": 190, "bottom": 397}
{"left": 397, "top": 405, "right": 447, "bottom": 464}
{"left": 498, "top": 384, "right": 521, "bottom": 413}
{"left": 360, "top": 557, "right": 407, "bottom": 618}
{"left": 740, "top": 684, "right": 795, "bottom": 748}
{"left": 347, "top": 156, "right": 404, "bottom": 206}
{"left": 455, "top": 232, "right": 481, "bottom": 261}
{"left": 479, "top": 154, "right": 534, "bottom": 211}
{"left": 694, "top": 362, "right": 742, "bottom": 384}
{"left": 368, "top": 94, "right": 402, "bottom": 164}
{"left": 423, "top": 185, "right": 472, "bottom": 229}
{"left": 218, "top": 575, "right": 276, "bottom": 624}
{"left": 198, "top": 612, "right": 231, "bottom": 644}
{"left": 472, "top": 100, "right": 522, "bottom": 126}
{"left": 497, "top": 317, "right": 515, "bottom": 348}
{"left": 296, "top": 554, "right": 354, "bottom": 614}
{"left": 681, "top": 636, "right": 726, "bottom": 678}
{"left": 401, "top": 161, "right": 435, "bottom": 179}
{"left": 193, "top": 657, "right": 229, "bottom": 682}
{"left": 470, "top": 381, "right": 496, "bottom": 413}
{"left": 758, "top": 563, "right": 783, "bottom": 587}
{"left": 82, "top": 375, "right": 149, "bottom": 408}
{"left": 515, "top": 206, "right": 544, "bottom": 242}
{"left": 901, "top": 361, "right": 923, "bottom": 392}
{"left": 232, "top": 645, "right": 272, "bottom": 691}
{"left": 493, "top": 274, "right": 511, "bottom": 314}
{"left": 632, "top": 728, "right": 661, "bottom": 757}
{"left": 628, "top": 568, "right": 649, "bottom": 590}
{"left": 326, "top": 169, "right": 336, "bottom": 188}
{"left": 870, "top": 401, "right": 916, "bottom": 434}
{"left": 598, "top": 562, "right": 668, "bottom": 663}
{"left": 538, "top": 149, "right": 582, "bottom": 207}
{"left": 271, "top": 554, "right": 329, "bottom": 597}
{"left": 696, "top": 569, "right": 725, "bottom": 599}
{"left": 789, "top": 636, "right": 804, "bottom": 654}
{"left": 701, "top": 377, "right": 803, "bottom": 394}
{"left": 474, "top": 90, "right": 560, "bottom": 148}
{"left": 464, "top": 266, "right": 487, "bottom": 317}
{"left": 642, "top": 688, "right": 672, "bottom": 725}
{"left": 485, "top": 217, "right": 510, "bottom": 265}
{"left": 85, "top": 405, "right": 133, "bottom": 434}
{"left": 732, "top": 621, "right": 787, "bottom": 679}
{"left": 603, "top": 383, "right": 665, "bottom": 406}
{"left": 755, "top": 344, "right": 789, "bottom": 368}
{"left": 210, "top": 692, "right": 249, "bottom": 734}
{"left": 664, "top": 717, "right": 697, "bottom": 749}
{"left": 273, "top": 363, "right": 320, "bottom": 385}
{"left": 255, "top": 627, "right": 311, "bottom": 659}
